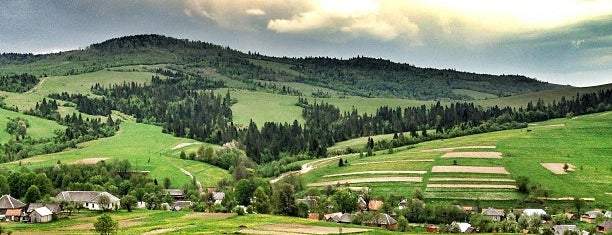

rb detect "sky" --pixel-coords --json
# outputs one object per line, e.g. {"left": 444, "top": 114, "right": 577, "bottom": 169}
{"left": 0, "top": 0, "right": 610, "bottom": 87}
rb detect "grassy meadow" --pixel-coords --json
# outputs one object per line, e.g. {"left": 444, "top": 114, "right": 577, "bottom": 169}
{"left": 0, "top": 108, "right": 64, "bottom": 144}
{"left": 307, "top": 111, "right": 612, "bottom": 205}
{"left": 1, "top": 121, "right": 228, "bottom": 188}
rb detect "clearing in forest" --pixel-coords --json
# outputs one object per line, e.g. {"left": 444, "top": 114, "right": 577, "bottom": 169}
{"left": 308, "top": 177, "right": 423, "bottom": 187}
{"left": 323, "top": 171, "right": 427, "bottom": 178}
{"left": 72, "top": 157, "right": 109, "bottom": 164}
{"left": 421, "top": 146, "right": 496, "bottom": 152}
{"left": 540, "top": 163, "right": 575, "bottom": 174}
{"left": 441, "top": 152, "right": 502, "bottom": 159}
{"left": 427, "top": 184, "right": 517, "bottom": 189}
{"left": 431, "top": 166, "right": 510, "bottom": 174}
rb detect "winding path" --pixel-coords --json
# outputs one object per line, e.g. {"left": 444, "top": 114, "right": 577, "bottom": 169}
{"left": 269, "top": 154, "right": 354, "bottom": 184}
{"left": 26, "top": 77, "right": 48, "bottom": 94}
{"left": 177, "top": 166, "right": 203, "bottom": 195}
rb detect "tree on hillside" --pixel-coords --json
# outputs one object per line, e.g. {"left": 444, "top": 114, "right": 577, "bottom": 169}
{"left": 234, "top": 179, "right": 255, "bottom": 206}
{"left": 94, "top": 214, "right": 117, "bottom": 235}
{"left": 163, "top": 177, "right": 171, "bottom": 189}
{"left": 333, "top": 189, "right": 357, "bottom": 213}
{"left": 0, "top": 175, "right": 9, "bottom": 195}
{"left": 273, "top": 183, "right": 297, "bottom": 216}
{"left": 252, "top": 186, "right": 270, "bottom": 214}
{"left": 24, "top": 185, "right": 41, "bottom": 203}
{"left": 121, "top": 195, "right": 137, "bottom": 212}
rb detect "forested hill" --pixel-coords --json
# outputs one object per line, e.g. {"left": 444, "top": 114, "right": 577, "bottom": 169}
{"left": 0, "top": 34, "right": 564, "bottom": 100}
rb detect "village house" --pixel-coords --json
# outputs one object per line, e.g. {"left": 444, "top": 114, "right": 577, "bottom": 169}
{"left": 581, "top": 210, "right": 603, "bottom": 223}
{"left": 597, "top": 221, "right": 612, "bottom": 234}
{"left": 55, "top": 191, "right": 120, "bottom": 211}
{"left": 523, "top": 209, "right": 547, "bottom": 217}
{"left": 172, "top": 200, "right": 193, "bottom": 211}
{"left": 296, "top": 196, "right": 318, "bottom": 208}
{"left": 366, "top": 213, "right": 398, "bottom": 230}
{"left": 162, "top": 189, "right": 185, "bottom": 200}
{"left": 553, "top": 225, "right": 579, "bottom": 235}
{"left": 482, "top": 207, "right": 505, "bottom": 221}
{"left": 30, "top": 206, "right": 53, "bottom": 223}
{"left": 0, "top": 195, "right": 26, "bottom": 222}
{"left": 213, "top": 192, "right": 225, "bottom": 205}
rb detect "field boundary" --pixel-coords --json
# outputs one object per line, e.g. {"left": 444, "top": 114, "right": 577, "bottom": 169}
{"left": 352, "top": 159, "right": 434, "bottom": 165}
{"left": 431, "top": 166, "right": 510, "bottom": 174}
{"left": 323, "top": 171, "right": 427, "bottom": 178}
{"left": 308, "top": 177, "right": 423, "bottom": 187}
{"left": 421, "top": 146, "right": 496, "bottom": 152}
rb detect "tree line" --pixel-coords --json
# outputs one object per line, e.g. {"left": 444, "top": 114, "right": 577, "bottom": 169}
{"left": 0, "top": 73, "right": 39, "bottom": 93}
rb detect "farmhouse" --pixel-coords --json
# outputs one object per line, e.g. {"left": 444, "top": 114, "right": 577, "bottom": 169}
{"left": 0, "top": 194, "right": 26, "bottom": 214}
{"left": 324, "top": 212, "right": 343, "bottom": 222}
{"left": 366, "top": 213, "right": 398, "bottom": 230}
{"left": 597, "top": 221, "right": 612, "bottom": 234}
{"left": 30, "top": 206, "right": 53, "bottom": 223}
{"left": 172, "top": 200, "right": 193, "bottom": 211}
{"left": 55, "top": 191, "right": 120, "bottom": 211}
{"left": 213, "top": 192, "right": 225, "bottom": 205}
{"left": 482, "top": 207, "right": 505, "bottom": 221}
{"left": 581, "top": 210, "right": 603, "bottom": 223}
{"left": 553, "top": 225, "right": 579, "bottom": 235}
{"left": 162, "top": 189, "right": 185, "bottom": 200}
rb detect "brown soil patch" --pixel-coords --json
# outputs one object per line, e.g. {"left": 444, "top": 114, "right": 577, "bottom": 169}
{"left": 540, "top": 163, "right": 575, "bottom": 174}
{"left": 427, "top": 184, "right": 517, "bottom": 189}
{"left": 308, "top": 177, "right": 422, "bottom": 187}
{"left": 143, "top": 225, "right": 195, "bottom": 235}
{"left": 72, "top": 157, "right": 109, "bottom": 165}
{"left": 431, "top": 166, "right": 510, "bottom": 174}
{"left": 323, "top": 171, "right": 426, "bottom": 178}
{"left": 441, "top": 152, "right": 502, "bottom": 159}
{"left": 537, "top": 197, "right": 595, "bottom": 201}
{"left": 429, "top": 177, "right": 515, "bottom": 182}
{"left": 184, "top": 213, "right": 236, "bottom": 219}
{"left": 352, "top": 159, "right": 434, "bottom": 165}
{"left": 421, "top": 146, "right": 496, "bottom": 152}
{"left": 241, "top": 224, "right": 370, "bottom": 235}
{"left": 171, "top": 142, "right": 195, "bottom": 150}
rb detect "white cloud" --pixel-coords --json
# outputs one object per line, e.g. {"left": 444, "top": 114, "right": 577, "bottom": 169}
{"left": 245, "top": 8, "right": 266, "bottom": 16}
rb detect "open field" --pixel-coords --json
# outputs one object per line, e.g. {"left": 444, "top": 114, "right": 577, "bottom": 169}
{"left": 431, "top": 166, "right": 510, "bottom": 174}
{"left": 307, "top": 177, "right": 423, "bottom": 187}
{"left": 0, "top": 108, "right": 65, "bottom": 144}
{"left": 0, "top": 121, "right": 228, "bottom": 187}
{"left": 322, "top": 171, "right": 427, "bottom": 178}
{"left": 426, "top": 184, "right": 517, "bottom": 189}
{"left": 302, "top": 111, "right": 612, "bottom": 203}
{"left": 540, "top": 163, "right": 576, "bottom": 174}
{"left": 2, "top": 210, "right": 398, "bottom": 235}
{"left": 440, "top": 152, "right": 502, "bottom": 159}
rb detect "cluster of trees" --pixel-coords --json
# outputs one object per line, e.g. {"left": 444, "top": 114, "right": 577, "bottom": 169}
{"left": 48, "top": 92, "right": 113, "bottom": 116}
{"left": 0, "top": 73, "right": 39, "bottom": 93}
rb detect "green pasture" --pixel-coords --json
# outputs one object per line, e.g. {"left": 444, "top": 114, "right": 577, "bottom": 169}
{"left": 0, "top": 121, "right": 228, "bottom": 188}
{"left": 0, "top": 108, "right": 64, "bottom": 144}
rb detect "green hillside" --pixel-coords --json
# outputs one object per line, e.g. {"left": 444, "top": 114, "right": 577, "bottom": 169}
{"left": 305, "top": 111, "right": 612, "bottom": 205}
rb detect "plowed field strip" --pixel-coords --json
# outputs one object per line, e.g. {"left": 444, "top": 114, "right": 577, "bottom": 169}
{"left": 352, "top": 159, "right": 434, "bottom": 165}
{"left": 427, "top": 184, "right": 517, "bottom": 189}
{"left": 323, "top": 171, "right": 427, "bottom": 178}
{"left": 308, "top": 177, "right": 423, "bottom": 187}
{"left": 429, "top": 177, "right": 515, "bottom": 182}
{"left": 421, "top": 146, "right": 496, "bottom": 152}
{"left": 431, "top": 166, "right": 510, "bottom": 174}
{"left": 441, "top": 152, "right": 502, "bottom": 158}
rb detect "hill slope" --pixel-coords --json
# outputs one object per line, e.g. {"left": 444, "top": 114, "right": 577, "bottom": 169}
{"left": 1, "top": 34, "right": 565, "bottom": 100}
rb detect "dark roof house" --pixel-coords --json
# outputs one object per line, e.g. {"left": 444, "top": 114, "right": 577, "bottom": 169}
{"left": 482, "top": 207, "right": 505, "bottom": 221}
{"left": 553, "top": 225, "right": 578, "bottom": 235}
{"left": 55, "top": 191, "right": 120, "bottom": 211}
{"left": 162, "top": 189, "right": 185, "bottom": 200}
{"left": 597, "top": 221, "right": 612, "bottom": 234}
{"left": 0, "top": 194, "right": 26, "bottom": 211}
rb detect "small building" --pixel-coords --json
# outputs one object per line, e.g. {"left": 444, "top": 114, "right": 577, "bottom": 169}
{"left": 296, "top": 196, "right": 318, "bottom": 208}
{"left": 27, "top": 203, "right": 61, "bottom": 215}
{"left": 597, "top": 221, "right": 612, "bottom": 234}
{"left": 482, "top": 207, "right": 505, "bottom": 221}
{"left": 553, "top": 225, "right": 579, "bottom": 235}
{"left": 0, "top": 194, "right": 26, "bottom": 215}
{"left": 213, "top": 192, "right": 225, "bottom": 205}
{"left": 398, "top": 199, "right": 407, "bottom": 210}
{"left": 308, "top": 212, "right": 320, "bottom": 220}
{"left": 162, "top": 189, "right": 185, "bottom": 200}
{"left": 5, "top": 208, "right": 22, "bottom": 221}
{"left": 457, "top": 222, "right": 472, "bottom": 233}
{"left": 338, "top": 213, "right": 352, "bottom": 223}
{"left": 324, "top": 212, "right": 343, "bottom": 222}
{"left": 523, "top": 209, "right": 547, "bottom": 217}
{"left": 55, "top": 191, "right": 120, "bottom": 211}
{"left": 581, "top": 210, "right": 603, "bottom": 223}
{"left": 366, "top": 213, "right": 397, "bottom": 230}
{"left": 565, "top": 212, "right": 578, "bottom": 220}
{"left": 172, "top": 200, "right": 193, "bottom": 211}
{"left": 30, "top": 206, "right": 53, "bottom": 223}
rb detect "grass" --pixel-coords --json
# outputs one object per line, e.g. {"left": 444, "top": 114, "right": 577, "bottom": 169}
{"left": 2, "top": 210, "right": 401, "bottom": 235}
{"left": 300, "top": 111, "right": 612, "bottom": 204}
{"left": 0, "top": 108, "right": 64, "bottom": 144}
{"left": 0, "top": 121, "right": 229, "bottom": 188}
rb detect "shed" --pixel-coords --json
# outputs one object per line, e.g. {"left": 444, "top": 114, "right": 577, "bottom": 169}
{"left": 367, "top": 213, "right": 398, "bottom": 230}
{"left": 30, "top": 207, "right": 53, "bottom": 223}
{"left": 597, "top": 221, "right": 612, "bottom": 234}
{"left": 482, "top": 207, "right": 505, "bottom": 221}
{"left": 5, "top": 208, "right": 22, "bottom": 221}
{"left": 162, "top": 189, "right": 185, "bottom": 200}
{"left": 553, "top": 225, "right": 578, "bottom": 235}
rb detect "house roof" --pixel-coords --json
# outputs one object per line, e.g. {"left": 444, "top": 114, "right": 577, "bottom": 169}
{"left": 0, "top": 195, "right": 26, "bottom": 209}
{"left": 5, "top": 208, "right": 22, "bottom": 216}
{"left": 458, "top": 222, "right": 472, "bottom": 233}
{"left": 482, "top": 207, "right": 505, "bottom": 216}
{"left": 162, "top": 189, "right": 184, "bottom": 197}
{"left": 553, "top": 224, "right": 578, "bottom": 235}
{"left": 598, "top": 221, "right": 612, "bottom": 230}
{"left": 173, "top": 201, "right": 193, "bottom": 208}
{"left": 27, "top": 203, "right": 61, "bottom": 213}
{"left": 523, "top": 209, "right": 547, "bottom": 216}
{"left": 33, "top": 207, "right": 53, "bottom": 217}
{"left": 339, "top": 213, "right": 352, "bottom": 223}
{"left": 324, "top": 212, "right": 343, "bottom": 221}
{"left": 55, "top": 191, "right": 120, "bottom": 203}
{"left": 371, "top": 213, "right": 397, "bottom": 225}
{"left": 582, "top": 210, "right": 603, "bottom": 219}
